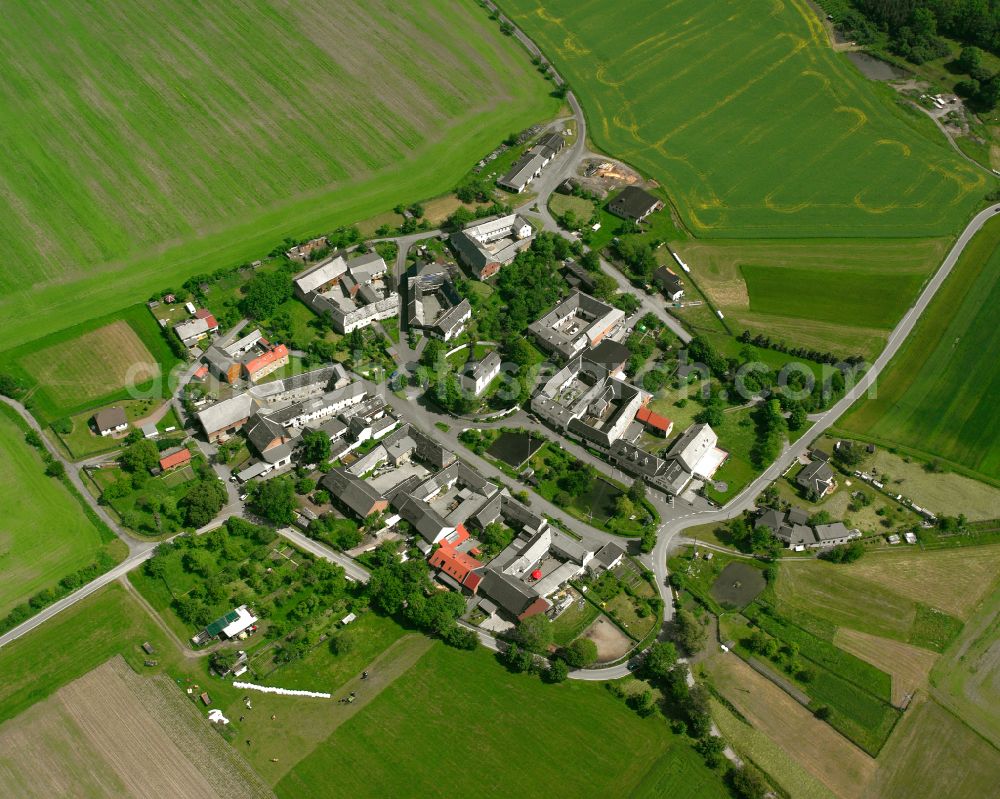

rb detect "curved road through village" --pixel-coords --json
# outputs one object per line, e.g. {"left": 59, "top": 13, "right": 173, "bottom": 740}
{"left": 1, "top": 50, "right": 997, "bottom": 682}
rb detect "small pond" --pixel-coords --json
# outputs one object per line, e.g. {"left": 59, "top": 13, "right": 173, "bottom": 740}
{"left": 846, "top": 51, "right": 908, "bottom": 81}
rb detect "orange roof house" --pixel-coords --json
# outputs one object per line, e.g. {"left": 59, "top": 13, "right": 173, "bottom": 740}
{"left": 242, "top": 344, "right": 289, "bottom": 382}
{"left": 159, "top": 447, "right": 192, "bottom": 472}
{"left": 429, "top": 544, "right": 483, "bottom": 592}
{"left": 636, "top": 406, "right": 673, "bottom": 437}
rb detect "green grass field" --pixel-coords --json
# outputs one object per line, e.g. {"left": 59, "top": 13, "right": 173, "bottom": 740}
{"left": 0, "top": 304, "right": 182, "bottom": 424}
{"left": 840, "top": 216, "right": 1000, "bottom": 485}
{"left": 0, "top": 407, "right": 115, "bottom": 617}
{"left": 741, "top": 263, "right": 927, "bottom": 330}
{"left": 774, "top": 555, "right": 972, "bottom": 653}
{"left": 867, "top": 698, "right": 1000, "bottom": 799}
{"left": 276, "top": 644, "right": 729, "bottom": 798}
{"left": 673, "top": 236, "right": 949, "bottom": 358}
{"left": 0, "top": 0, "right": 557, "bottom": 348}
{"left": 0, "top": 584, "right": 178, "bottom": 724}
{"left": 503, "top": 0, "right": 985, "bottom": 238}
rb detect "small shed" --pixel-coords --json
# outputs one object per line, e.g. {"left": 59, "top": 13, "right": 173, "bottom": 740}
{"left": 141, "top": 641, "right": 156, "bottom": 655}
{"left": 341, "top": 613, "right": 357, "bottom": 626}
{"left": 200, "top": 692, "right": 212, "bottom": 706}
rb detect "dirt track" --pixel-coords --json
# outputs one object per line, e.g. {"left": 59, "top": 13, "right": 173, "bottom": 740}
{"left": 0, "top": 657, "right": 272, "bottom": 799}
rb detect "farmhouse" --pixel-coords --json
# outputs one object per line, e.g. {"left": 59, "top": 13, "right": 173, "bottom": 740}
{"left": 653, "top": 266, "right": 685, "bottom": 301}
{"left": 93, "top": 407, "right": 128, "bottom": 437}
{"left": 294, "top": 252, "right": 399, "bottom": 333}
{"left": 450, "top": 214, "right": 533, "bottom": 279}
{"left": 158, "top": 446, "right": 191, "bottom": 472}
{"left": 407, "top": 262, "right": 472, "bottom": 341}
{"left": 476, "top": 523, "right": 595, "bottom": 620}
{"left": 459, "top": 351, "right": 502, "bottom": 397}
{"left": 242, "top": 343, "right": 289, "bottom": 382}
{"left": 197, "top": 393, "right": 258, "bottom": 442}
{"left": 531, "top": 354, "right": 648, "bottom": 448}
{"left": 528, "top": 292, "right": 625, "bottom": 359}
{"left": 322, "top": 469, "right": 389, "bottom": 519}
{"left": 174, "top": 310, "right": 219, "bottom": 348}
{"left": 797, "top": 459, "right": 836, "bottom": 497}
{"left": 607, "top": 186, "right": 662, "bottom": 221}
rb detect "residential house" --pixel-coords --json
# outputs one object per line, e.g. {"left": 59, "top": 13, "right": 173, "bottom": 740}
{"left": 653, "top": 266, "right": 684, "bottom": 301}
{"left": 174, "top": 312, "right": 219, "bottom": 348}
{"left": 459, "top": 351, "right": 502, "bottom": 397}
{"left": 797, "top": 460, "right": 836, "bottom": 498}
{"left": 666, "top": 423, "right": 727, "bottom": 479}
{"left": 93, "top": 407, "right": 128, "bottom": 437}
{"left": 242, "top": 343, "right": 289, "bottom": 383}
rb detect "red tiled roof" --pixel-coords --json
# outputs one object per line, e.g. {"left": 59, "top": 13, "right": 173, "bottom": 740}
{"left": 159, "top": 448, "right": 191, "bottom": 471}
{"left": 429, "top": 544, "right": 483, "bottom": 589}
{"left": 196, "top": 311, "right": 218, "bottom": 329}
{"left": 244, "top": 344, "right": 288, "bottom": 376}
{"left": 636, "top": 405, "right": 672, "bottom": 432}
{"left": 193, "top": 365, "right": 209, "bottom": 379}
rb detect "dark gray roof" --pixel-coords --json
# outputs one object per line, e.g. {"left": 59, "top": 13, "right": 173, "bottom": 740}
{"left": 245, "top": 414, "right": 285, "bottom": 455}
{"left": 786, "top": 507, "right": 809, "bottom": 526}
{"left": 608, "top": 186, "right": 661, "bottom": 219}
{"left": 395, "top": 495, "right": 452, "bottom": 542}
{"left": 478, "top": 568, "right": 539, "bottom": 617}
{"left": 593, "top": 542, "right": 625, "bottom": 569}
{"left": 93, "top": 407, "right": 127, "bottom": 431}
{"left": 653, "top": 266, "right": 683, "bottom": 295}
{"left": 585, "top": 339, "right": 632, "bottom": 369}
{"left": 797, "top": 461, "right": 835, "bottom": 492}
{"left": 321, "top": 469, "right": 385, "bottom": 517}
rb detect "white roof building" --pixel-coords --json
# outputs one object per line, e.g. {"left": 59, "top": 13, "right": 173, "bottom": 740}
{"left": 220, "top": 605, "right": 258, "bottom": 639}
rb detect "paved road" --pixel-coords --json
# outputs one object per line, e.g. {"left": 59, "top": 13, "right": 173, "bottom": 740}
{"left": 0, "top": 547, "right": 156, "bottom": 650}
{"left": 278, "top": 526, "right": 372, "bottom": 583}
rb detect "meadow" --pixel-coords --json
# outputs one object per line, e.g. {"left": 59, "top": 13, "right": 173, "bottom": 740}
{"left": 276, "top": 645, "right": 729, "bottom": 798}
{"left": 863, "top": 698, "right": 1000, "bottom": 799}
{"left": 774, "top": 557, "right": 966, "bottom": 652}
{"left": 672, "top": 237, "right": 949, "bottom": 358}
{"left": 0, "top": 0, "right": 557, "bottom": 347}
{"left": 0, "top": 304, "right": 182, "bottom": 424}
{"left": 0, "top": 407, "right": 118, "bottom": 618}
{"left": 502, "top": 0, "right": 985, "bottom": 239}
{"left": 840, "top": 216, "right": 1000, "bottom": 485}
{"left": 930, "top": 583, "right": 1000, "bottom": 748}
